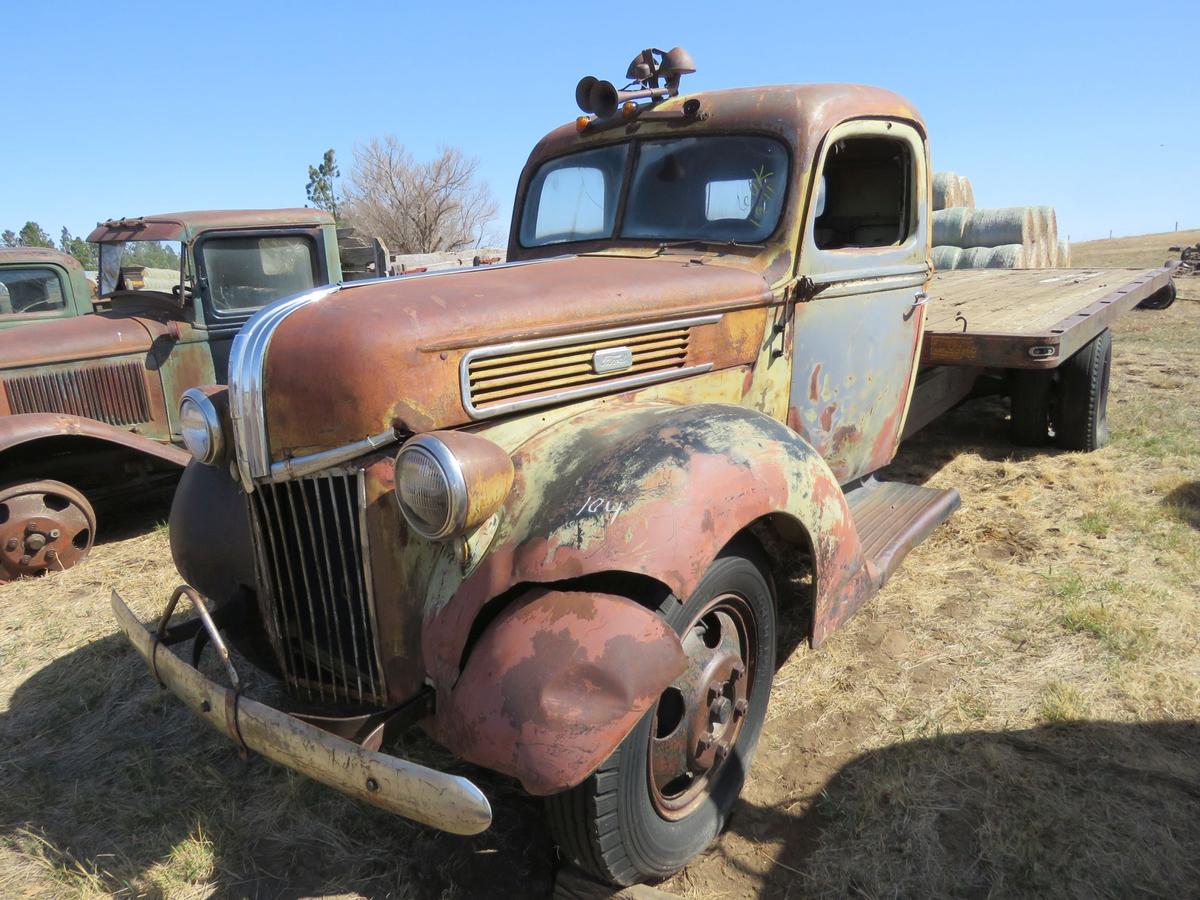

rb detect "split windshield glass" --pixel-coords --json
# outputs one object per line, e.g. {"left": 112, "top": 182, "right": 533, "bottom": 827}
{"left": 519, "top": 135, "right": 789, "bottom": 247}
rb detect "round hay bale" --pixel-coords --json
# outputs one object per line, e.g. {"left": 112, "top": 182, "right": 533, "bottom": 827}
{"left": 932, "top": 208, "right": 969, "bottom": 247}
{"left": 1035, "top": 206, "right": 1058, "bottom": 244}
{"left": 1057, "top": 240, "right": 1071, "bottom": 267}
{"left": 957, "top": 246, "right": 994, "bottom": 268}
{"left": 986, "top": 245, "right": 1025, "bottom": 268}
{"left": 932, "top": 245, "right": 963, "bottom": 270}
{"left": 960, "top": 207, "right": 1037, "bottom": 248}
{"left": 933, "top": 172, "right": 959, "bottom": 211}
{"left": 957, "top": 175, "right": 975, "bottom": 209}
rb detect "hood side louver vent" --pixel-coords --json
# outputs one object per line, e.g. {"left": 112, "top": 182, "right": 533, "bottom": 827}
{"left": 462, "top": 315, "right": 719, "bottom": 419}
{"left": 3, "top": 360, "right": 151, "bottom": 426}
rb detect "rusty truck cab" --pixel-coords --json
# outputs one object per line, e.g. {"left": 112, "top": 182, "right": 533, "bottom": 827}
{"left": 0, "top": 209, "right": 340, "bottom": 582}
{"left": 0, "top": 246, "right": 96, "bottom": 329}
{"left": 114, "top": 61, "right": 958, "bottom": 887}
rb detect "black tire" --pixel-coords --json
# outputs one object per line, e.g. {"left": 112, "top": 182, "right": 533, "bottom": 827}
{"left": 1009, "top": 369, "right": 1053, "bottom": 446}
{"left": 1137, "top": 281, "right": 1176, "bottom": 310}
{"left": 1054, "top": 329, "right": 1112, "bottom": 451}
{"left": 546, "top": 546, "right": 777, "bottom": 885}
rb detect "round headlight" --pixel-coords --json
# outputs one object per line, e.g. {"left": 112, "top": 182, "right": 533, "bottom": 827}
{"left": 395, "top": 436, "right": 468, "bottom": 539}
{"left": 179, "top": 388, "right": 224, "bottom": 466}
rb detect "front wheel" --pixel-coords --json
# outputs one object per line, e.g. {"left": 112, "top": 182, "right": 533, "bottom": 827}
{"left": 546, "top": 547, "right": 777, "bottom": 885}
{"left": 0, "top": 480, "right": 96, "bottom": 582}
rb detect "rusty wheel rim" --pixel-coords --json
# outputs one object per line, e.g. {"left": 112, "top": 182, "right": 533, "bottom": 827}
{"left": 0, "top": 482, "right": 95, "bottom": 582}
{"left": 648, "top": 591, "right": 757, "bottom": 820}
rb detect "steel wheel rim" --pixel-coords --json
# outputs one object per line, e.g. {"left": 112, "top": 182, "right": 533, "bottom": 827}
{"left": 0, "top": 484, "right": 94, "bottom": 580}
{"left": 647, "top": 591, "right": 757, "bottom": 820}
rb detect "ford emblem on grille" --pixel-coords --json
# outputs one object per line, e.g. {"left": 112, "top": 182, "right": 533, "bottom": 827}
{"left": 592, "top": 346, "right": 634, "bottom": 374}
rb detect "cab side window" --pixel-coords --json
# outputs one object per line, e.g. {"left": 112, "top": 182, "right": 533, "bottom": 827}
{"left": 0, "top": 267, "right": 66, "bottom": 316}
{"left": 814, "top": 137, "right": 913, "bottom": 250}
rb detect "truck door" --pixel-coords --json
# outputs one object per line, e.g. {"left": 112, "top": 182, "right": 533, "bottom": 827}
{"left": 787, "top": 119, "right": 930, "bottom": 483}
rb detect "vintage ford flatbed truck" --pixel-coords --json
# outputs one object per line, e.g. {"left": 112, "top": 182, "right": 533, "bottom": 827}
{"left": 0, "top": 209, "right": 341, "bottom": 581}
{"left": 111, "top": 52, "right": 1176, "bottom": 885}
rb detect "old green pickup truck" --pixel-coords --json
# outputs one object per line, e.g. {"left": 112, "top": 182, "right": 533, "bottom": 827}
{"left": 0, "top": 246, "right": 97, "bottom": 329}
{"left": 113, "top": 49, "right": 1175, "bottom": 886}
{"left": 0, "top": 208, "right": 340, "bottom": 581}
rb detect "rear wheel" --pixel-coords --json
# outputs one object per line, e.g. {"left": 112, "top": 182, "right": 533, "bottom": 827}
{"left": 1054, "top": 329, "right": 1112, "bottom": 452}
{"left": 0, "top": 480, "right": 96, "bottom": 582}
{"left": 1137, "top": 281, "right": 1176, "bottom": 310}
{"left": 1009, "top": 369, "right": 1053, "bottom": 446}
{"left": 546, "top": 548, "right": 776, "bottom": 885}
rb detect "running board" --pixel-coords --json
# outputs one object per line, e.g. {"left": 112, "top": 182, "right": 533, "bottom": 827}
{"left": 844, "top": 478, "right": 961, "bottom": 588}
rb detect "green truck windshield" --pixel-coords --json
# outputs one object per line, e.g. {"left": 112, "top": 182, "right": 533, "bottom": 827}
{"left": 201, "top": 234, "right": 318, "bottom": 313}
{"left": 0, "top": 267, "right": 66, "bottom": 316}
{"left": 520, "top": 135, "right": 789, "bottom": 247}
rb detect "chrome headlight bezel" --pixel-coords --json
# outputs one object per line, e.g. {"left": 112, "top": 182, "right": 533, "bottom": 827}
{"left": 179, "top": 388, "right": 225, "bottom": 466}
{"left": 394, "top": 435, "right": 469, "bottom": 540}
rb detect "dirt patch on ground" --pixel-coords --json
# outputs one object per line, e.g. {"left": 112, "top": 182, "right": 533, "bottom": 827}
{"left": 2, "top": 236, "right": 1197, "bottom": 898}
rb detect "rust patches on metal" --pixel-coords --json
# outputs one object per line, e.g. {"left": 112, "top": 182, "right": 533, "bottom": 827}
{"left": 436, "top": 587, "right": 686, "bottom": 794}
{"left": 86, "top": 208, "right": 335, "bottom": 244}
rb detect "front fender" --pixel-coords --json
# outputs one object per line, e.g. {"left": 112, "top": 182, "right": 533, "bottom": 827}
{"left": 434, "top": 587, "right": 687, "bottom": 795}
{"left": 424, "top": 402, "right": 871, "bottom": 691}
{"left": 0, "top": 412, "right": 188, "bottom": 467}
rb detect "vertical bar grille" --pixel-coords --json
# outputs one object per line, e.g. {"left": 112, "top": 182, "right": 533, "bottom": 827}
{"left": 249, "top": 470, "right": 386, "bottom": 705}
{"left": 2, "top": 360, "right": 151, "bottom": 425}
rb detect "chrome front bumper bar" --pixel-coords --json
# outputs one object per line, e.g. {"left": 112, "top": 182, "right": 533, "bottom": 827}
{"left": 110, "top": 588, "right": 492, "bottom": 836}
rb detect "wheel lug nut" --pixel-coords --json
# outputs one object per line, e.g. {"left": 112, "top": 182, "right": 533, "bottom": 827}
{"left": 696, "top": 735, "right": 712, "bottom": 754}
{"left": 48, "top": 529, "right": 60, "bottom": 540}
{"left": 706, "top": 685, "right": 719, "bottom": 704}
{"left": 4, "top": 539, "right": 16, "bottom": 552}
{"left": 730, "top": 663, "right": 746, "bottom": 683}
{"left": 714, "top": 743, "right": 730, "bottom": 763}
{"left": 733, "top": 698, "right": 748, "bottom": 719}
{"left": 45, "top": 550, "right": 57, "bottom": 562}
{"left": 19, "top": 554, "right": 31, "bottom": 565}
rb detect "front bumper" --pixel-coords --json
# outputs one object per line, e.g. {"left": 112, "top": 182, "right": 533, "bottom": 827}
{"left": 110, "top": 588, "right": 492, "bottom": 836}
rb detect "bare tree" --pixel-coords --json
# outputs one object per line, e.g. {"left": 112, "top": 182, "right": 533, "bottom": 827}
{"left": 342, "top": 138, "right": 497, "bottom": 253}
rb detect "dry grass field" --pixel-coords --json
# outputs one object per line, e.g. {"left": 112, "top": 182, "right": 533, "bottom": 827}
{"left": 2, "top": 233, "right": 1198, "bottom": 898}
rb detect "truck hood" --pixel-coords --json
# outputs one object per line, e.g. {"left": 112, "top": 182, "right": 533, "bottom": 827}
{"left": 0, "top": 311, "right": 168, "bottom": 370}
{"left": 258, "top": 254, "right": 772, "bottom": 460}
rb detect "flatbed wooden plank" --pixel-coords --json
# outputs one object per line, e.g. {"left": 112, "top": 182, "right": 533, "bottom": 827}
{"left": 921, "top": 266, "right": 1171, "bottom": 369}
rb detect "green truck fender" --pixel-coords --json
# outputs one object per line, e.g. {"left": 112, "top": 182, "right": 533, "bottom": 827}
{"left": 425, "top": 402, "right": 873, "bottom": 791}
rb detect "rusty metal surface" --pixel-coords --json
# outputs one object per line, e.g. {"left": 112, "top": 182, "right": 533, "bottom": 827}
{"left": 422, "top": 402, "right": 872, "bottom": 695}
{"left": 844, "top": 479, "right": 960, "bottom": 588}
{"left": 0, "top": 310, "right": 166, "bottom": 369}
{"left": 4, "top": 359, "right": 151, "bottom": 425}
{"left": 0, "top": 413, "right": 190, "bottom": 466}
{"left": 437, "top": 587, "right": 687, "bottom": 795}
{"left": 260, "top": 255, "right": 769, "bottom": 457}
{"left": 86, "top": 208, "right": 335, "bottom": 244}
{"left": 110, "top": 588, "right": 494, "bottom": 835}
{"left": 0, "top": 479, "right": 95, "bottom": 581}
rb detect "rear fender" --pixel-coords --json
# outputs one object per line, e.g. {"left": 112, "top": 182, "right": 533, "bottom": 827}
{"left": 0, "top": 413, "right": 189, "bottom": 468}
{"left": 435, "top": 587, "right": 687, "bottom": 794}
{"left": 423, "top": 402, "right": 872, "bottom": 693}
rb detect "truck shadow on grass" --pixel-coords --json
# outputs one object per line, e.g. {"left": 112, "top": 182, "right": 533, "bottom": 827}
{"left": 1163, "top": 481, "right": 1200, "bottom": 529}
{"left": 0, "top": 631, "right": 556, "bottom": 898}
{"left": 715, "top": 718, "right": 1200, "bottom": 898}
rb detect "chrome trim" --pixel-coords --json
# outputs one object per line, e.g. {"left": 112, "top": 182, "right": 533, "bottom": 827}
{"left": 229, "top": 284, "right": 342, "bottom": 490}
{"left": 394, "top": 435, "right": 469, "bottom": 540}
{"left": 266, "top": 428, "right": 398, "bottom": 483}
{"left": 356, "top": 471, "right": 389, "bottom": 696}
{"left": 228, "top": 256, "right": 575, "bottom": 490}
{"left": 460, "top": 314, "right": 721, "bottom": 420}
{"left": 179, "top": 387, "right": 224, "bottom": 466}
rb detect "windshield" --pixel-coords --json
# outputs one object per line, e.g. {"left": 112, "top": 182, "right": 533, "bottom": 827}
{"left": 96, "top": 240, "right": 184, "bottom": 297}
{"left": 520, "top": 135, "right": 789, "bottom": 248}
{"left": 0, "top": 267, "right": 66, "bottom": 317}
{"left": 199, "top": 234, "right": 318, "bottom": 313}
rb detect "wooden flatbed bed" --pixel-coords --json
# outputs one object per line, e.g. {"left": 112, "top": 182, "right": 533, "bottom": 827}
{"left": 904, "top": 265, "right": 1175, "bottom": 440}
{"left": 921, "top": 266, "right": 1173, "bottom": 370}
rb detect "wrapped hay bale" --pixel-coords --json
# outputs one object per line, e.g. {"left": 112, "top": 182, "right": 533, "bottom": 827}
{"left": 960, "top": 207, "right": 1038, "bottom": 249}
{"left": 933, "top": 172, "right": 961, "bottom": 210}
{"left": 932, "top": 208, "right": 969, "bottom": 246}
{"left": 1058, "top": 240, "right": 1071, "bottom": 267}
{"left": 956, "top": 246, "right": 995, "bottom": 268}
{"left": 932, "top": 245, "right": 963, "bottom": 270}
{"left": 1035, "top": 206, "right": 1058, "bottom": 244}
{"left": 985, "top": 244, "right": 1025, "bottom": 268}
{"left": 957, "top": 175, "right": 975, "bottom": 208}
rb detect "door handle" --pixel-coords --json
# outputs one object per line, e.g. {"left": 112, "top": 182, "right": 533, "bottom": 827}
{"left": 904, "top": 290, "right": 928, "bottom": 321}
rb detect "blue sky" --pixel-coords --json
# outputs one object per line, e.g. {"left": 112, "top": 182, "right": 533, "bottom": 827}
{"left": 3, "top": 0, "right": 1193, "bottom": 244}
